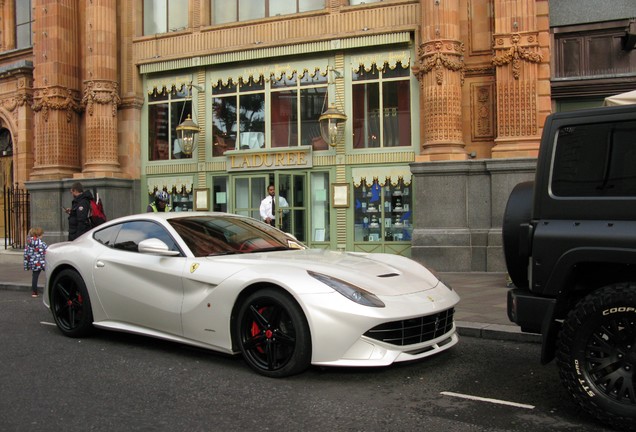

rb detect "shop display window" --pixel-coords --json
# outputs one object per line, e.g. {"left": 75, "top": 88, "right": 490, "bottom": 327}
{"left": 353, "top": 177, "right": 412, "bottom": 242}
{"left": 172, "top": 187, "right": 194, "bottom": 212}
{"left": 148, "top": 85, "right": 193, "bottom": 161}
{"left": 149, "top": 187, "right": 193, "bottom": 212}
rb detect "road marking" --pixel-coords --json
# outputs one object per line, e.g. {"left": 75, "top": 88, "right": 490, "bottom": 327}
{"left": 41, "top": 321, "right": 56, "bottom": 327}
{"left": 441, "top": 391, "right": 535, "bottom": 409}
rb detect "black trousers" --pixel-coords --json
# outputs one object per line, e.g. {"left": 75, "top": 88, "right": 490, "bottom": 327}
{"left": 32, "top": 270, "right": 41, "bottom": 293}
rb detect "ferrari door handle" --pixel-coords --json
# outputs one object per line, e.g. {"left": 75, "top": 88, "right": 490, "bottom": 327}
{"left": 96, "top": 261, "right": 105, "bottom": 268}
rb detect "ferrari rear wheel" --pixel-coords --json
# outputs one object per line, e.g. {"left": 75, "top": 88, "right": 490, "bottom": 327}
{"left": 236, "top": 288, "right": 311, "bottom": 378}
{"left": 50, "top": 269, "right": 94, "bottom": 338}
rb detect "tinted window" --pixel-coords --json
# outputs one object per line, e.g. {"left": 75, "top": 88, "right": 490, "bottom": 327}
{"left": 551, "top": 120, "right": 636, "bottom": 197}
{"left": 113, "top": 221, "right": 180, "bottom": 253}
{"left": 93, "top": 224, "right": 122, "bottom": 247}
{"left": 168, "top": 215, "right": 304, "bottom": 257}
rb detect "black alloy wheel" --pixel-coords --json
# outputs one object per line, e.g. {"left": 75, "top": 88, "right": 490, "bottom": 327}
{"left": 50, "top": 269, "right": 94, "bottom": 338}
{"left": 557, "top": 284, "right": 636, "bottom": 431}
{"left": 236, "top": 288, "right": 311, "bottom": 378}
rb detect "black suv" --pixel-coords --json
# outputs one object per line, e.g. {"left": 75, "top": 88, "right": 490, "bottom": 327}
{"left": 503, "top": 104, "right": 636, "bottom": 431}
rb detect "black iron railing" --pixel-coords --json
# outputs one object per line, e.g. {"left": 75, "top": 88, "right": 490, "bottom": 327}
{"left": 4, "top": 185, "right": 30, "bottom": 250}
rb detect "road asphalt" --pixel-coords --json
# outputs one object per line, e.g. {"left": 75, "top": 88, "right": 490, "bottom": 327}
{"left": 0, "top": 245, "right": 539, "bottom": 344}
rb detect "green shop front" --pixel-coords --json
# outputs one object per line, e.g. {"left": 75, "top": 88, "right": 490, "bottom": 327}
{"left": 142, "top": 35, "right": 418, "bottom": 255}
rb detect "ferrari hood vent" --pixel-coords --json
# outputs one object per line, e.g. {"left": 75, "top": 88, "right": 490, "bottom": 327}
{"left": 377, "top": 273, "right": 400, "bottom": 278}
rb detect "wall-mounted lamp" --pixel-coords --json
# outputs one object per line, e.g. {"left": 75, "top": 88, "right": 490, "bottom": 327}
{"left": 176, "top": 82, "right": 204, "bottom": 157}
{"left": 319, "top": 105, "right": 347, "bottom": 147}
{"left": 176, "top": 114, "right": 199, "bottom": 156}
{"left": 318, "top": 68, "right": 347, "bottom": 147}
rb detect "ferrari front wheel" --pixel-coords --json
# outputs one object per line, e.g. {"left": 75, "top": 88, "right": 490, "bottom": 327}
{"left": 236, "top": 288, "right": 311, "bottom": 378}
{"left": 50, "top": 269, "right": 94, "bottom": 338}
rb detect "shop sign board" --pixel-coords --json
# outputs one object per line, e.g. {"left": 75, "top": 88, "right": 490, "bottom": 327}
{"left": 227, "top": 147, "right": 313, "bottom": 172}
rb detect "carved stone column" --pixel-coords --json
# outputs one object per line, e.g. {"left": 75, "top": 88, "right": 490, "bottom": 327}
{"left": 491, "top": 0, "right": 545, "bottom": 158}
{"left": 413, "top": 0, "right": 467, "bottom": 161}
{"left": 1, "top": 0, "right": 17, "bottom": 51}
{"left": 81, "top": 0, "right": 121, "bottom": 176}
{"left": 30, "top": 1, "right": 82, "bottom": 180}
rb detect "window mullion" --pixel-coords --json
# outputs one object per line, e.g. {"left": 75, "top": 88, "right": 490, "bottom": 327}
{"left": 379, "top": 72, "right": 385, "bottom": 148}
{"left": 165, "top": 0, "right": 169, "bottom": 33}
{"left": 296, "top": 83, "right": 301, "bottom": 147}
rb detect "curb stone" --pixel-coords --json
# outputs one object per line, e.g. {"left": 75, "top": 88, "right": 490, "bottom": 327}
{"left": 456, "top": 321, "right": 541, "bottom": 343}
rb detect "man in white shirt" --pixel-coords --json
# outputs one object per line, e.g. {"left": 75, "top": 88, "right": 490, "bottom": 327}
{"left": 260, "top": 184, "right": 289, "bottom": 226}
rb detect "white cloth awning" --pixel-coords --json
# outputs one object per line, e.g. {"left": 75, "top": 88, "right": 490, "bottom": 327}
{"left": 352, "top": 166, "right": 412, "bottom": 187}
{"left": 351, "top": 49, "right": 411, "bottom": 73}
{"left": 211, "top": 59, "right": 328, "bottom": 87}
{"left": 603, "top": 90, "right": 636, "bottom": 106}
{"left": 147, "top": 176, "right": 193, "bottom": 194}
{"left": 146, "top": 75, "right": 193, "bottom": 95}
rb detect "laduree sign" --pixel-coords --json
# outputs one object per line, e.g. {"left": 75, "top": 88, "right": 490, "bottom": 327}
{"left": 227, "top": 147, "right": 313, "bottom": 172}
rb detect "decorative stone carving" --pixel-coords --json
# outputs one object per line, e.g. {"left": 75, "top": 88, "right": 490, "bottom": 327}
{"left": 2, "top": 93, "right": 31, "bottom": 124}
{"left": 32, "top": 86, "right": 82, "bottom": 122}
{"left": 82, "top": 80, "right": 121, "bottom": 117}
{"left": 492, "top": 32, "right": 542, "bottom": 80}
{"left": 2, "top": 93, "right": 31, "bottom": 112}
{"left": 414, "top": 39, "right": 465, "bottom": 85}
{"left": 471, "top": 83, "right": 494, "bottom": 141}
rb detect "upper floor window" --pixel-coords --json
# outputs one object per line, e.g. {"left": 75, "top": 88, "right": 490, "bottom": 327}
{"left": 213, "top": 0, "right": 325, "bottom": 25}
{"left": 143, "top": 0, "right": 188, "bottom": 35}
{"left": 16, "top": 0, "right": 33, "bottom": 49}
{"left": 554, "top": 22, "right": 636, "bottom": 79}
{"left": 352, "top": 61, "right": 411, "bottom": 148}
{"left": 211, "top": 70, "right": 328, "bottom": 155}
{"left": 148, "top": 85, "right": 193, "bottom": 161}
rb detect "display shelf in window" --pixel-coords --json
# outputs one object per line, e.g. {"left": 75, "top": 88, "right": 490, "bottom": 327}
{"left": 353, "top": 176, "right": 412, "bottom": 243}
{"left": 172, "top": 188, "right": 193, "bottom": 212}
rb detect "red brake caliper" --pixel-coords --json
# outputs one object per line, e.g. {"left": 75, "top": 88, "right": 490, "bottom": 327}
{"left": 69, "top": 293, "right": 83, "bottom": 306}
{"left": 251, "top": 307, "right": 269, "bottom": 353}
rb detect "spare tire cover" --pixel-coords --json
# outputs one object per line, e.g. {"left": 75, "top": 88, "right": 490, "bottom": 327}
{"left": 502, "top": 181, "right": 534, "bottom": 289}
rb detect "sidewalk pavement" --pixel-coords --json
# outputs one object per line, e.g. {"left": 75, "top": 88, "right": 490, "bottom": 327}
{"left": 0, "top": 247, "right": 539, "bottom": 344}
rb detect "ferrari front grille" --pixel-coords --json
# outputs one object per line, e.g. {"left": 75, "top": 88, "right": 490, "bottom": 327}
{"left": 363, "top": 308, "right": 455, "bottom": 346}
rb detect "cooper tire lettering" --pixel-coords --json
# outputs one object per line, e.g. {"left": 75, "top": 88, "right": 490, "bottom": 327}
{"left": 603, "top": 306, "right": 636, "bottom": 315}
{"left": 557, "top": 283, "right": 636, "bottom": 431}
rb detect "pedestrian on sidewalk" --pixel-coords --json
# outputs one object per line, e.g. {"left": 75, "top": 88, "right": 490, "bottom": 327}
{"left": 64, "top": 182, "right": 92, "bottom": 240}
{"left": 23, "top": 227, "right": 47, "bottom": 298}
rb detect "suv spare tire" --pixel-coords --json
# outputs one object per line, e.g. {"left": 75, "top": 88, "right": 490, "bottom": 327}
{"left": 502, "top": 181, "right": 534, "bottom": 289}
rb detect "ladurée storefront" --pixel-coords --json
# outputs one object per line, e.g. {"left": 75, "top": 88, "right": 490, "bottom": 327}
{"left": 142, "top": 36, "right": 418, "bottom": 255}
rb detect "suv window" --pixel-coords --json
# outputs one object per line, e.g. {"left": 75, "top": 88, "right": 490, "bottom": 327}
{"left": 551, "top": 120, "right": 636, "bottom": 197}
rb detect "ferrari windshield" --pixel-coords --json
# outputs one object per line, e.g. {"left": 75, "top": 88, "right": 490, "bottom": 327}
{"left": 168, "top": 215, "right": 305, "bottom": 257}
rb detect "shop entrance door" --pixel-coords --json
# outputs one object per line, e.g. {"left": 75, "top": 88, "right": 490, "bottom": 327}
{"left": 233, "top": 176, "right": 268, "bottom": 222}
{"left": 276, "top": 172, "right": 307, "bottom": 242}
{"left": 232, "top": 173, "right": 307, "bottom": 242}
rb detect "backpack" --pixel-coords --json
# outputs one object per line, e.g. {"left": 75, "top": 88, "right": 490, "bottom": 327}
{"left": 89, "top": 192, "right": 107, "bottom": 227}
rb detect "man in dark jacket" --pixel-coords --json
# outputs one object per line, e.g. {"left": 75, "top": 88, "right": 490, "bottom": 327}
{"left": 65, "top": 182, "right": 93, "bottom": 241}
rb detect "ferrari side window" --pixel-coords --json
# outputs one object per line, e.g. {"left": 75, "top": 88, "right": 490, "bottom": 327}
{"left": 113, "top": 221, "right": 180, "bottom": 253}
{"left": 93, "top": 224, "right": 122, "bottom": 247}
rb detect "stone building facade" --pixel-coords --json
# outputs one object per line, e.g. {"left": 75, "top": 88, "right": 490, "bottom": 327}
{"left": 0, "top": 1, "right": 631, "bottom": 271}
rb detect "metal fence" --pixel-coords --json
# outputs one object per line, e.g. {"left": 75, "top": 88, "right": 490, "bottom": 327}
{"left": 4, "top": 185, "right": 30, "bottom": 250}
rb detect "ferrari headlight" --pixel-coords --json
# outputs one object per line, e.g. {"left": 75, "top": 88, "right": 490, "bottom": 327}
{"left": 308, "top": 271, "right": 385, "bottom": 308}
